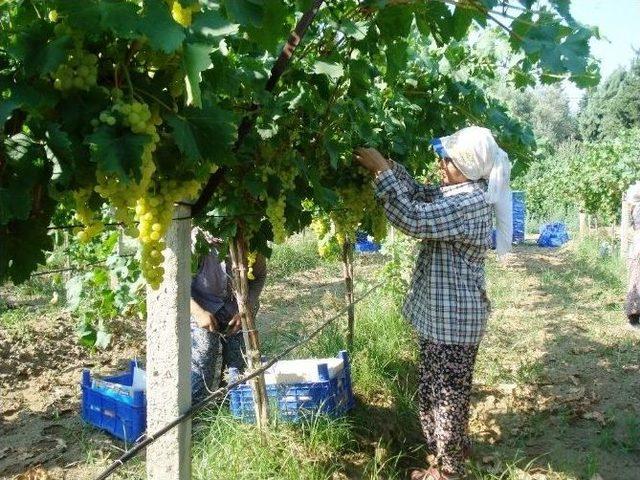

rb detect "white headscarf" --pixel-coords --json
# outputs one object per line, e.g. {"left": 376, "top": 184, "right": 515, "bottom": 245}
{"left": 436, "top": 126, "right": 513, "bottom": 256}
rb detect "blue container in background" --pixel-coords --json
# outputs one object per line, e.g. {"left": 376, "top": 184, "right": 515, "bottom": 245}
{"left": 492, "top": 191, "right": 526, "bottom": 248}
{"left": 512, "top": 191, "right": 526, "bottom": 244}
{"left": 81, "top": 361, "right": 146, "bottom": 443}
{"left": 229, "top": 351, "right": 355, "bottom": 423}
{"left": 355, "top": 231, "right": 381, "bottom": 253}
{"left": 537, "top": 222, "right": 570, "bottom": 248}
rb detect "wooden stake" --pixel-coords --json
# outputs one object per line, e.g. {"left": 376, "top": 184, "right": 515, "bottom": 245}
{"left": 229, "top": 229, "right": 268, "bottom": 429}
{"left": 342, "top": 240, "right": 355, "bottom": 348}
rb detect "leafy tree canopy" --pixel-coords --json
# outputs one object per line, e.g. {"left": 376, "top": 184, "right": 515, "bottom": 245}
{"left": 579, "top": 55, "right": 640, "bottom": 141}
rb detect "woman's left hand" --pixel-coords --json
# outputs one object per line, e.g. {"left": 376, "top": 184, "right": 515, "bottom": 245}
{"left": 354, "top": 148, "right": 391, "bottom": 175}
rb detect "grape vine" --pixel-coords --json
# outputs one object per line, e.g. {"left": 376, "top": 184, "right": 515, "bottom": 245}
{"left": 0, "top": 0, "right": 599, "bottom": 286}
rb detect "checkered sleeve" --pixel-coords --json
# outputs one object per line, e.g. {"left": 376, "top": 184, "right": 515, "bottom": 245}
{"left": 390, "top": 161, "right": 438, "bottom": 202}
{"left": 374, "top": 170, "right": 465, "bottom": 240}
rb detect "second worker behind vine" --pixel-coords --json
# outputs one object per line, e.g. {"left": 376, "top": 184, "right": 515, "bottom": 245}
{"left": 189, "top": 227, "right": 267, "bottom": 404}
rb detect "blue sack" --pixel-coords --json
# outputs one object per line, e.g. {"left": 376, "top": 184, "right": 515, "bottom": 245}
{"left": 537, "top": 222, "right": 569, "bottom": 248}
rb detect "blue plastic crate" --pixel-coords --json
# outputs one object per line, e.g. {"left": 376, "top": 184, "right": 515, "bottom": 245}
{"left": 229, "top": 351, "right": 355, "bottom": 423}
{"left": 491, "top": 191, "right": 526, "bottom": 248}
{"left": 81, "top": 361, "right": 146, "bottom": 443}
{"left": 512, "top": 190, "right": 526, "bottom": 245}
{"left": 355, "top": 231, "right": 381, "bottom": 253}
{"left": 355, "top": 240, "right": 381, "bottom": 253}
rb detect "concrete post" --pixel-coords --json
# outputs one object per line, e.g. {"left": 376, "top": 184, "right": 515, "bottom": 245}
{"left": 342, "top": 240, "right": 355, "bottom": 348}
{"left": 621, "top": 199, "right": 632, "bottom": 260}
{"left": 579, "top": 212, "right": 588, "bottom": 238}
{"left": 145, "top": 204, "right": 192, "bottom": 480}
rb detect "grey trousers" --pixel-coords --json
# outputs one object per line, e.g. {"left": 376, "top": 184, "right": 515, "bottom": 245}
{"left": 190, "top": 315, "right": 246, "bottom": 403}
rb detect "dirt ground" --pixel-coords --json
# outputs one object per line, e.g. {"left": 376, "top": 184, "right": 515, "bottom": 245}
{"left": 467, "top": 242, "right": 640, "bottom": 479}
{"left": 0, "top": 258, "right": 370, "bottom": 480}
{"left": 1, "top": 243, "right": 639, "bottom": 479}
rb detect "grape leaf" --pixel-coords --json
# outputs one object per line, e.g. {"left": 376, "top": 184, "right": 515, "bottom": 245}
{"left": 0, "top": 217, "right": 53, "bottom": 284}
{"left": 246, "top": 1, "right": 290, "bottom": 51}
{"left": 386, "top": 40, "right": 408, "bottom": 81}
{"left": 178, "top": 104, "right": 237, "bottom": 166}
{"left": 10, "top": 26, "right": 72, "bottom": 77}
{"left": 66, "top": 275, "right": 84, "bottom": 311}
{"left": 99, "top": 0, "right": 142, "bottom": 39}
{"left": 46, "top": 123, "right": 74, "bottom": 165}
{"left": 223, "top": 0, "right": 264, "bottom": 27}
{"left": 165, "top": 114, "right": 202, "bottom": 161}
{"left": 341, "top": 20, "right": 368, "bottom": 41}
{"left": 183, "top": 43, "right": 214, "bottom": 108}
{"left": 550, "top": 0, "right": 573, "bottom": 22}
{"left": 140, "top": 0, "right": 186, "bottom": 53}
{"left": 415, "top": 2, "right": 453, "bottom": 44}
{"left": 323, "top": 137, "right": 341, "bottom": 169}
{"left": 313, "top": 61, "right": 344, "bottom": 80}
{"left": 56, "top": 0, "right": 103, "bottom": 33}
{"left": 94, "top": 329, "right": 113, "bottom": 350}
{"left": 191, "top": 9, "right": 240, "bottom": 39}
{"left": 451, "top": 6, "right": 475, "bottom": 40}
{"left": 0, "top": 98, "right": 20, "bottom": 127}
{"left": 0, "top": 136, "right": 48, "bottom": 224}
{"left": 76, "top": 319, "right": 97, "bottom": 348}
{"left": 376, "top": 4, "right": 413, "bottom": 42}
{"left": 0, "top": 85, "right": 58, "bottom": 123}
{"left": 85, "top": 126, "right": 148, "bottom": 181}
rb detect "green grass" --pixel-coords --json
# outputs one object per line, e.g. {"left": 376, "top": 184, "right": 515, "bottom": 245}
{"left": 187, "top": 235, "right": 640, "bottom": 479}
{"left": 0, "top": 305, "right": 33, "bottom": 337}
{"left": 7, "top": 233, "right": 638, "bottom": 479}
{"left": 190, "top": 276, "right": 422, "bottom": 479}
{"left": 268, "top": 232, "right": 326, "bottom": 280}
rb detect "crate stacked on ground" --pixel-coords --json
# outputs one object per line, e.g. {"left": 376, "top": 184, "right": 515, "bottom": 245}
{"left": 81, "top": 360, "right": 146, "bottom": 443}
{"left": 229, "top": 350, "right": 355, "bottom": 423}
{"left": 355, "top": 231, "right": 381, "bottom": 253}
{"left": 512, "top": 190, "right": 526, "bottom": 244}
{"left": 492, "top": 191, "right": 527, "bottom": 248}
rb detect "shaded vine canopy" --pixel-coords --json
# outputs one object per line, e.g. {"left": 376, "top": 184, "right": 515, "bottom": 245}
{"left": 0, "top": 0, "right": 599, "bottom": 284}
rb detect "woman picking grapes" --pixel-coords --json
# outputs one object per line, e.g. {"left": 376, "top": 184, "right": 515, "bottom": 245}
{"left": 355, "top": 127, "right": 512, "bottom": 480}
{"left": 189, "top": 228, "right": 267, "bottom": 403}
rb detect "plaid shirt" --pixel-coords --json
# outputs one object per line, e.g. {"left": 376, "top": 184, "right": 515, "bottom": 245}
{"left": 375, "top": 163, "right": 493, "bottom": 345}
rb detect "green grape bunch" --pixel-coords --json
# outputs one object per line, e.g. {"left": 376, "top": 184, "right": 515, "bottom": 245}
{"left": 52, "top": 49, "right": 98, "bottom": 91}
{"left": 72, "top": 188, "right": 104, "bottom": 243}
{"left": 135, "top": 180, "right": 201, "bottom": 289}
{"left": 266, "top": 195, "right": 287, "bottom": 244}
{"left": 92, "top": 100, "right": 161, "bottom": 227}
{"left": 74, "top": 95, "right": 203, "bottom": 289}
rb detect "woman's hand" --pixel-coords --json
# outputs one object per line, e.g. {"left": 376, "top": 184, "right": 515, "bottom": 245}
{"left": 195, "top": 310, "right": 218, "bottom": 332}
{"left": 191, "top": 298, "right": 219, "bottom": 332}
{"left": 354, "top": 148, "right": 391, "bottom": 175}
{"left": 226, "top": 313, "right": 243, "bottom": 335}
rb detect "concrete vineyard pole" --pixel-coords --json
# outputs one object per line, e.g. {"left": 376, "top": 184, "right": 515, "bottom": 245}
{"left": 579, "top": 211, "right": 588, "bottom": 237}
{"left": 145, "top": 204, "right": 192, "bottom": 479}
{"left": 229, "top": 229, "right": 268, "bottom": 429}
{"left": 621, "top": 198, "right": 632, "bottom": 260}
{"left": 342, "top": 240, "right": 355, "bottom": 348}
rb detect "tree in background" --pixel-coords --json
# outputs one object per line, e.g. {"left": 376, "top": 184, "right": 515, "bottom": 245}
{"left": 517, "top": 129, "right": 640, "bottom": 224}
{"left": 579, "top": 55, "right": 640, "bottom": 141}
{"left": 478, "top": 27, "right": 579, "bottom": 153}
{"left": 493, "top": 83, "right": 578, "bottom": 152}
